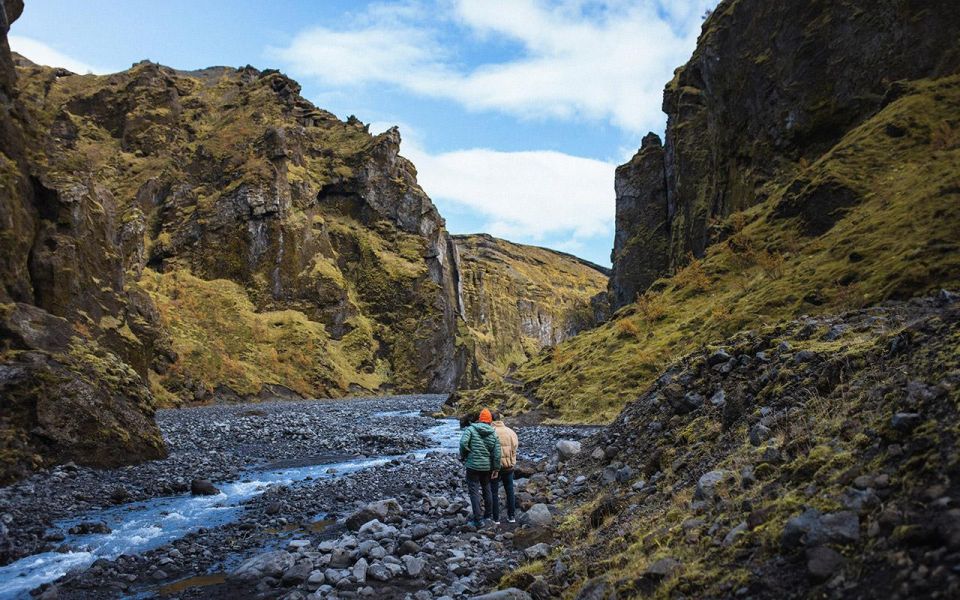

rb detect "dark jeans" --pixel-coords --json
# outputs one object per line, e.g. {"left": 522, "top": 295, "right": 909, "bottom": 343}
{"left": 466, "top": 468, "right": 492, "bottom": 524}
{"left": 490, "top": 468, "right": 516, "bottom": 521}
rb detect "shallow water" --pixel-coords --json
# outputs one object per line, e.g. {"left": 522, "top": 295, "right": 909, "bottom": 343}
{"left": 0, "top": 413, "right": 459, "bottom": 600}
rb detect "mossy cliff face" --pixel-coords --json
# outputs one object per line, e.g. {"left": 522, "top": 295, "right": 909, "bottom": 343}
{"left": 0, "top": 2, "right": 167, "bottom": 483}
{"left": 609, "top": 133, "right": 669, "bottom": 310}
{"left": 10, "top": 54, "right": 469, "bottom": 402}
{"left": 609, "top": 0, "right": 960, "bottom": 306}
{"left": 452, "top": 233, "right": 609, "bottom": 386}
{"left": 460, "top": 1, "right": 960, "bottom": 423}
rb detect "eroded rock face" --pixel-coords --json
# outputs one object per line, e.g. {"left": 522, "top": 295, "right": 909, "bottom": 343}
{"left": 611, "top": 0, "right": 960, "bottom": 295}
{"left": 609, "top": 133, "right": 669, "bottom": 310}
{"left": 453, "top": 233, "right": 608, "bottom": 383}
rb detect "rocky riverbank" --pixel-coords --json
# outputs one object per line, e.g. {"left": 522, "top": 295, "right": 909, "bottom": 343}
{"left": 0, "top": 396, "right": 598, "bottom": 599}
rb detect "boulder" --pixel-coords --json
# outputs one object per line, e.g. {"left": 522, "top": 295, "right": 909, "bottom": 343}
{"left": 806, "top": 546, "right": 844, "bottom": 580}
{"left": 524, "top": 543, "right": 551, "bottom": 560}
{"left": 694, "top": 470, "right": 727, "bottom": 501}
{"left": 190, "top": 479, "right": 220, "bottom": 496}
{"left": 645, "top": 557, "right": 682, "bottom": 578}
{"left": 556, "top": 440, "right": 582, "bottom": 460}
{"left": 891, "top": 412, "right": 922, "bottom": 432}
{"left": 520, "top": 504, "right": 553, "bottom": 527}
{"left": 229, "top": 551, "right": 294, "bottom": 581}
{"left": 782, "top": 509, "right": 860, "bottom": 548}
{"left": 403, "top": 555, "right": 426, "bottom": 577}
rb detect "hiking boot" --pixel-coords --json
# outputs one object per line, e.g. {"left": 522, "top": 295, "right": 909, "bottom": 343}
{"left": 507, "top": 517, "right": 516, "bottom": 523}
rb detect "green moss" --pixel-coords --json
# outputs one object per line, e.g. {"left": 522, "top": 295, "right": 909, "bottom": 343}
{"left": 461, "top": 75, "right": 960, "bottom": 424}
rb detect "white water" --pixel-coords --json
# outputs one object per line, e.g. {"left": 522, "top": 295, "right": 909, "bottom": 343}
{"left": 0, "top": 413, "right": 459, "bottom": 599}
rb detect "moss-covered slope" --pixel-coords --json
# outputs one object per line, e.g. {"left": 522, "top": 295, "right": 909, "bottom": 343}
{"left": 523, "top": 294, "right": 960, "bottom": 598}
{"left": 460, "top": 74, "right": 960, "bottom": 423}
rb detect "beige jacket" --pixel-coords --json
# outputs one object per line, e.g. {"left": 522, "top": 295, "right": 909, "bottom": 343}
{"left": 492, "top": 421, "right": 519, "bottom": 470}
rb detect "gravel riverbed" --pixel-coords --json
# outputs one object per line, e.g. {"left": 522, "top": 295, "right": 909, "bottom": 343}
{"left": 0, "top": 396, "right": 599, "bottom": 599}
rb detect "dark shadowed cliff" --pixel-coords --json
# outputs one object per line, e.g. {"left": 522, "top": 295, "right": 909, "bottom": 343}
{"left": 609, "top": 0, "right": 960, "bottom": 310}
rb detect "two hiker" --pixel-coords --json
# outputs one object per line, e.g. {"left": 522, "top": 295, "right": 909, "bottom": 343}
{"left": 459, "top": 408, "right": 518, "bottom": 526}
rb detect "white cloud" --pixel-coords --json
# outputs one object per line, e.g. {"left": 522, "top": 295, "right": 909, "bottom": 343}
{"left": 8, "top": 35, "right": 107, "bottom": 74}
{"left": 271, "top": 0, "right": 718, "bottom": 134}
{"left": 399, "top": 137, "right": 615, "bottom": 241}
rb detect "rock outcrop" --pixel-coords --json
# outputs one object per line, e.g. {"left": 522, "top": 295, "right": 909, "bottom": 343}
{"left": 454, "top": 234, "right": 608, "bottom": 385}
{"left": 609, "top": 132, "right": 668, "bottom": 310}
{"left": 0, "top": 1, "right": 168, "bottom": 482}
{"left": 455, "top": 0, "right": 960, "bottom": 423}
{"left": 610, "top": 0, "right": 960, "bottom": 303}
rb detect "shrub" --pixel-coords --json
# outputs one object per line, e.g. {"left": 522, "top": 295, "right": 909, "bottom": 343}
{"left": 673, "top": 254, "right": 711, "bottom": 291}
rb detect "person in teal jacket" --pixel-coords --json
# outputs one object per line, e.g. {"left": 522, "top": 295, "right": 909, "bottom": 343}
{"left": 459, "top": 408, "right": 501, "bottom": 527}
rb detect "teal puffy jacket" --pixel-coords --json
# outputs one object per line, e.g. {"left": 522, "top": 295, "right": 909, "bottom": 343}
{"left": 459, "top": 423, "right": 502, "bottom": 471}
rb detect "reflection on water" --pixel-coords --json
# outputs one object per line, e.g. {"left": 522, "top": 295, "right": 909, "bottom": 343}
{"left": 158, "top": 572, "right": 227, "bottom": 596}
{"left": 0, "top": 414, "right": 458, "bottom": 600}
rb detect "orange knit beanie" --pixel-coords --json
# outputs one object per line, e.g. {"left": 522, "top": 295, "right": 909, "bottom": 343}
{"left": 478, "top": 408, "right": 493, "bottom": 423}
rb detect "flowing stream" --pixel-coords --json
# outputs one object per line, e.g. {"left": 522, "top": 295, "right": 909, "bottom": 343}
{"left": 0, "top": 412, "right": 460, "bottom": 599}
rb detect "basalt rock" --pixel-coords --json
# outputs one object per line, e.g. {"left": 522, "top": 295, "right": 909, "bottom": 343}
{"left": 609, "top": 133, "right": 669, "bottom": 310}
{"left": 610, "top": 0, "right": 960, "bottom": 295}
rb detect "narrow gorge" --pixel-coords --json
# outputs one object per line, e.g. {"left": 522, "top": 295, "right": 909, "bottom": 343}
{"left": 2, "top": 0, "right": 960, "bottom": 599}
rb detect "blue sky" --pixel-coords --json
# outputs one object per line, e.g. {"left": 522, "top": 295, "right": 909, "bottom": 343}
{"left": 10, "top": 0, "right": 717, "bottom": 266}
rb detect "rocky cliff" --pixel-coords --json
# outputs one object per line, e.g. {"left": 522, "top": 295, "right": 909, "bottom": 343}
{"left": 457, "top": 0, "right": 960, "bottom": 422}
{"left": 609, "top": 0, "right": 960, "bottom": 309}
{"left": 0, "top": 3, "right": 613, "bottom": 481}
{"left": 453, "top": 233, "right": 608, "bottom": 387}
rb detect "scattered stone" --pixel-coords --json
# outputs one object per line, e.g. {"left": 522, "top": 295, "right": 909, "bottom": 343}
{"left": 190, "top": 479, "right": 220, "bottom": 496}
{"left": 67, "top": 521, "right": 111, "bottom": 535}
{"left": 694, "top": 470, "right": 727, "bottom": 501}
{"left": 556, "top": 440, "right": 582, "bottom": 460}
{"left": 229, "top": 551, "right": 294, "bottom": 581}
{"left": 470, "top": 589, "right": 532, "bottom": 600}
{"left": 521, "top": 504, "right": 553, "bottom": 527}
{"left": 524, "top": 543, "right": 550, "bottom": 560}
{"left": 708, "top": 348, "right": 732, "bottom": 366}
{"left": 806, "top": 546, "right": 844, "bottom": 579}
{"left": 403, "top": 555, "right": 425, "bottom": 578}
{"left": 749, "top": 424, "right": 772, "bottom": 446}
{"left": 891, "top": 412, "right": 922, "bottom": 432}
{"left": 645, "top": 557, "right": 682, "bottom": 578}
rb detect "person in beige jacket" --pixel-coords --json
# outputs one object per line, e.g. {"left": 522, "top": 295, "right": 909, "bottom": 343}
{"left": 490, "top": 413, "right": 519, "bottom": 523}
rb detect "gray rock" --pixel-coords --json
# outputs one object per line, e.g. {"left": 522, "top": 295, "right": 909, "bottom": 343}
{"left": 708, "top": 348, "right": 732, "bottom": 366}
{"left": 359, "top": 519, "right": 398, "bottom": 540}
{"left": 645, "top": 557, "right": 682, "bottom": 578}
{"left": 353, "top": 557, "right": 368, "bottom": 584}
{"left": 230, "top": 551, "right": 294, "bottom": 581}
{"left": 367, "top": 563, "right": 392, "bottom": 582}
{"left": 524, "top": 543, "right": 551, "bottom": 560}
{"left": 328, "top": 547, "right": 353, "bottom": 569}
{"left": 306, "top": 570, "right": 326, "bottom": 587}
{"left": 806, "top": 546, "right": 844, "bottom": 579}
{"left": 709, "top": 389, "right": 726, "bottom": 407}
{"left": 749, "top": 424, "right": 772, "bottom": 446}
{"left": 403, "top": 555, "right": 426, "bottom": 577}
{"left": 782, "top": 509, "right": 860, "bottom": 548}
{"left": 521, "top": 504, "right": 552, "bottom": 527}
{"left": 891, "top": 412, "right": 922, "bottom": 432}
{"left": 590, "top": 447, "right": 606, "bottom": 461}
{"left": 190, "top": 479, "right": 220, "bottom": 496}
{"left": 282, "top": 560, "right": 313, "bottom": 585}
{"left": 722, "top": 522, "right": 748, "bottom": 546}
{"left": 411, "top": 524, "right": 431, "bottom": 540}
{"left": 694, "top": 470, "right": 727, "bottom": 501}
{"left": 556, "top": 440, "right": 582, "bottom": 460}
